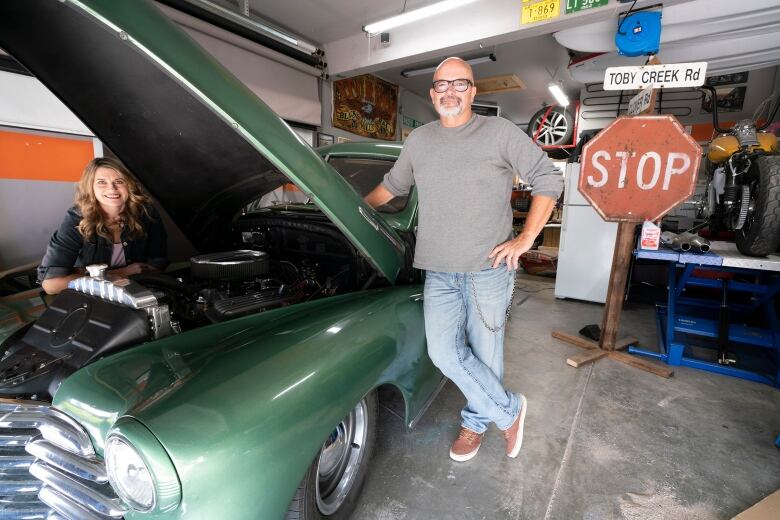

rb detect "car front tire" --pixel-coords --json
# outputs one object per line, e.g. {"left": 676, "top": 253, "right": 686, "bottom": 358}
{"left": 286, "top": 392, "right": 377, "bottom": 520}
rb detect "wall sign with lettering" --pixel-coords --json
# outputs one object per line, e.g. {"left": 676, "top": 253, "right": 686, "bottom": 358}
{"left": 603, "top": 62, "right": 708, "bottom": 90}
{"left": 332, "top": 74, "right": 398, "bottom": 140}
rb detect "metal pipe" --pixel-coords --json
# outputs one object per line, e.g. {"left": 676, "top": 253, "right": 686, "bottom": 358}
{"left": 679, "top": 232, "right": 711, "bottom": 253}
{"left": 660, "top": 231, "right": 691, "bottom": 252}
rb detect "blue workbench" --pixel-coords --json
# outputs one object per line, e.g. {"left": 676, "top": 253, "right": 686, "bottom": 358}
{"left": 632, "top": 241, "right": 780, "bottom": 387}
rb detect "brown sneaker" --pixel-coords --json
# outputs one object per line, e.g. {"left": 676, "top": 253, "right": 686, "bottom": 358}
{"left": 449, "top": 427, "right": 484, "bottom": 462}
{"left": 503, "top": 395, "right": 528, "bottom": 458}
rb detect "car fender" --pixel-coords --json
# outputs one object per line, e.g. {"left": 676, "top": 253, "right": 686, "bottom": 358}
{"left": 54, "top": 285, "right": 438, "bottom": 519}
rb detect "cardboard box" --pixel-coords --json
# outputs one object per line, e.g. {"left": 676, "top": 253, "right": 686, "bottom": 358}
{"left": 731, "top": 489, "right": 780, "bottom": 520}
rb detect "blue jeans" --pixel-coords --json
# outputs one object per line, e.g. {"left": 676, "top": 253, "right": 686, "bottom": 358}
{"left": 423, "top": 267, "right": 521, "bottom": 433}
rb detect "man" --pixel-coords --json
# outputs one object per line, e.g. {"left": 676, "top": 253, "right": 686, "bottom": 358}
{"left": 365, "top": 57, "right": 563, "bottom": 461}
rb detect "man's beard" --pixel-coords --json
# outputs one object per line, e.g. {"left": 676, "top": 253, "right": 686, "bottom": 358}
{"left": 436, "top": 96, "right": 464, "bottom": 117}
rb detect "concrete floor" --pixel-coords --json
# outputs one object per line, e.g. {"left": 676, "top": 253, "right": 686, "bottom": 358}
{"left": 352, "top": 274, "right": 780, "bottom": 520}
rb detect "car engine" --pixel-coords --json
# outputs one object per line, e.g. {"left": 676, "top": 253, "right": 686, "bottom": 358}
{"left": 0, "top": 249, "right": 342, "bottom": 400}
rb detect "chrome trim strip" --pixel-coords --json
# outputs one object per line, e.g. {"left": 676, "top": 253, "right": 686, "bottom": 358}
{"left": 190, "top": 249, "right": 267, "bottom": 265}
{"left": 26, "top": 441, "right": 107, "bottom": 484}
{"left": 0, "top": 401, "right": 95, "bottom": 457}
{"left": 0, "top": 501, "right": 51, "bottom": 520}
{"left": 358, "top": 207, "right": 406, "bottom": 252}
{"left": 0, "top": 478, "right": 42, "bottom": 495}
{"left": 29, "top": 463, "right": 127, "bottom": 518}
{"left": 0, "top": 455, "right": 33, "bottom": 470}
{"left": 0, "top": 433, "right": 33, "bottom": 447}
{"left": 38, "top": 486, "right": 107, "bottom": 520}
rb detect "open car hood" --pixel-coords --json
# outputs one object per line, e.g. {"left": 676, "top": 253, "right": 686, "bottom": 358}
{"left": 0, "top": 0, "right": 405, "bottom": 282}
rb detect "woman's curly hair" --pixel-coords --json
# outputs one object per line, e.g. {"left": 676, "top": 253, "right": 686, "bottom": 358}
{"left": 75, "top": 157, "right": 152, "bottom": 242}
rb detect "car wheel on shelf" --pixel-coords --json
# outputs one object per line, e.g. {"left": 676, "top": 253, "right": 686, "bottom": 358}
{"left": 527, "top": 106, "right": 575, "bottom": 159}
{"left": 286, "top": 392, "right": 377, "bottom": 520}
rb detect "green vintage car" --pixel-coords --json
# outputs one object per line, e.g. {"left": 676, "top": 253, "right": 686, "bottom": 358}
{"left": 0, "top": 1, "right": 442, "bottom": 519}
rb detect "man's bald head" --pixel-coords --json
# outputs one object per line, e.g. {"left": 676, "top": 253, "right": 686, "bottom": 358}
{"left": 429, "top": 56, "right": 477, "bottom": 124}
{"left": 433, "top": 57, "right": 474, "bottom": 81}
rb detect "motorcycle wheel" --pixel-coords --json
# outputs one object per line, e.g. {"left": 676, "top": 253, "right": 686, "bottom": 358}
{"left": 735, "top": 155, "right": 780, "bottom": 256}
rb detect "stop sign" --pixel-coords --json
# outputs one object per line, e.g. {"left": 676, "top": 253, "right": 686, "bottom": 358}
{"left": 579, "top": 115, "right": 702, "bottom": 222}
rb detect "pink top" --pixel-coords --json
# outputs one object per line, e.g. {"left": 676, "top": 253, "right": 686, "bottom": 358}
{"left": 110, "top": 243, "right": 126, "bottom": 268}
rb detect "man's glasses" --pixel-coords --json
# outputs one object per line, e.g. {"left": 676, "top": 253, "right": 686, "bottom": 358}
{"left": 431, "top": 79, "right": 473, "bottom": 93}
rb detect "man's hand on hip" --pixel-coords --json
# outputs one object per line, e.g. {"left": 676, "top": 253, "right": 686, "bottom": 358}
{"left": 489, "top": 233, "right": 535, "bottom": 271}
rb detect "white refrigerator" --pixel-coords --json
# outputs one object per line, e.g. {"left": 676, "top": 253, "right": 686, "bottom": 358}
{"left": 554, "top": 163, "right": 619, "bottom": 304}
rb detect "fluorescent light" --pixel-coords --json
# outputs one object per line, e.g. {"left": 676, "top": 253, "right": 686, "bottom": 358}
{"left": 179, "top": 0, "right": 319, "bottom": 55}
{"left": 463, "top": 54, "right": 495, "bottom": 66}
{"left": 548, "top": 83, "right": 570, "bottom": 107}
{"left": 363, "top": 0, "right": 479, "bottom": 34}
{"left": 401, "top": 53, "right": 495, "bottom": 78}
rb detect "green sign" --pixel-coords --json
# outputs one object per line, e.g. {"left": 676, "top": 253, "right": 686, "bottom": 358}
{"left": 402, "top": 115, "right": 424, "bottom": 128}
{"left": 565, "top": 0, "right": 608, "bottom": 14}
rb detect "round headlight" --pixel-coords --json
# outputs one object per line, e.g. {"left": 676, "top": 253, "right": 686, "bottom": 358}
{"left": 105, "top": 436, "right": 155, "bottom": 511}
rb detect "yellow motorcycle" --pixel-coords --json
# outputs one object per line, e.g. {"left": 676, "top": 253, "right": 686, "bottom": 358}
{"left": 701, "top": 86, "right": 780, "bottom": 256}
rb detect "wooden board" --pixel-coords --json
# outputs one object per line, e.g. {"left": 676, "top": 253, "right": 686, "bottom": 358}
{"left": 475, "top": 74, "right": 525, "bottom": 95}
{"left": 615, "top": 337, "right": 639, "bottom": 351}
{"left": 599, "top": 222, "right": 637, "bottom": 351}
{"left": 567, "top": 349, "right": 608, "bottom": 367}
{"left": 552, "top": 330, "right": 599, "bottom": 350}
{"left": 608, "top": 351, "right": 674, "bottom": 378}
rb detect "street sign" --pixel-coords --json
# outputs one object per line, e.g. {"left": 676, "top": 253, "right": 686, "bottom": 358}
{"left": 603, "top": 62, "right": 708, "bottom": 90}
{"left": 565, "top": 0, "right": 607, "bottom": 13}
{"left": 627, "top": 86, "right": 653, "bottom": 116}
{"left": 578, "top": 115, "right": 702, "bottom": 222}
{"left": 402, "top": 115, "right": 423, "bottom": 128}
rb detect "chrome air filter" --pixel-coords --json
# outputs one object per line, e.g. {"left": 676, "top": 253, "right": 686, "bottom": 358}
{"left": 190, "top": 250, "right": 270, "bottom": 281}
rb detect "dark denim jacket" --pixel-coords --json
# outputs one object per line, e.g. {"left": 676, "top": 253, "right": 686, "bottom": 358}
{"left": 37, "top": 206, "right": 168, "bottom": 283}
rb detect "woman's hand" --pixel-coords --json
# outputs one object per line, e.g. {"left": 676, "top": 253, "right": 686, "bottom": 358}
{"left": 41, "top": 270, "right": 85, "bottom": 295}
{"left": 108, "top": 262, "right": 158, "bottom": 277}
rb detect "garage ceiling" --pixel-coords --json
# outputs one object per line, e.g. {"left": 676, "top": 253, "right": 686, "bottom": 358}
{"left": 377, "top": 34, "right": 580, "bottom": 125}
{"left": 209, "top": 0, "right": 594, "bottom": 122}
{"left": 215, "top": 0, "right": 432, "bottom": 45}
{"left": 196, "top": 0, "right": 780, "bottom": 125}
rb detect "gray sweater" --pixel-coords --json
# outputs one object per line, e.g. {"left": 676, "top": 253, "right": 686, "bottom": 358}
{"left": 382, "top": 114, "right": 563, "bottom": 272}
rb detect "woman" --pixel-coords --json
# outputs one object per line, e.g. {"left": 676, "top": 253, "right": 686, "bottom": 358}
{"left": 38, "top": 157, "right": 168, "bottom": 294}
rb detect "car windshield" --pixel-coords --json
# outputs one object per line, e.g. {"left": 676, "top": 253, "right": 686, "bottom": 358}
{"left": 246, "top": 155, "right": 408, "bottom": 213}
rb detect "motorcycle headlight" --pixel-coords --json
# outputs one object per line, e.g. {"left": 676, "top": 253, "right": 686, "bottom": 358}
{"left": 105, "top": 436, "right": 155, "bottom": 511}
{"left": 105, "top": 418, "right": 181, "bottom": 513}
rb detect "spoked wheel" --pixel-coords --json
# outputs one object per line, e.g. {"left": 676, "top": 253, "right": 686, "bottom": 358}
{"left": 735, "top": 155, "right": 780, "bottom": 256}
{"left": 286, "top": 393, "right": 377, "bottom": 520}
{"left": 527, "top": 106, "right": 574, "bottom": 159}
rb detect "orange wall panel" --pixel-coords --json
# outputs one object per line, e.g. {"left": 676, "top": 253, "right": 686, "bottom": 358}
{"left": 0, "top": 130, "right": 94, "bottom": 182}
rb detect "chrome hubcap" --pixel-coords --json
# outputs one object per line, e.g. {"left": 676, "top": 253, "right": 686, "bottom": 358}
{"left": 315, "top": 399, "right": 367, "bottom": 515}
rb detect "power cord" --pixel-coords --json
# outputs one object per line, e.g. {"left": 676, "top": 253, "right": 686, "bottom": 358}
{"left": 616, "top": 0, "right": 639, "bottom": 35}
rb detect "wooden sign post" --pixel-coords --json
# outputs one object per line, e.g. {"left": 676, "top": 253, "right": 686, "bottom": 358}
{"left": 552, "top": 73, "right": 702, "bottom": 376}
